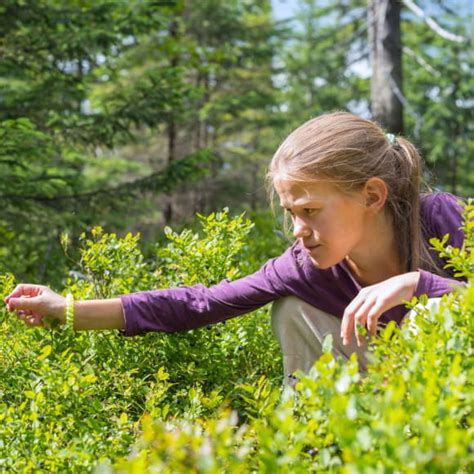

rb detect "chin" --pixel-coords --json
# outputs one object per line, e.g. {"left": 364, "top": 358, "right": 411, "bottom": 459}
{"left": 309, "top": 253, "right": 344, "bottom": 269}
{"left": 309, "top": 256, "right": 332, "bottom": 269}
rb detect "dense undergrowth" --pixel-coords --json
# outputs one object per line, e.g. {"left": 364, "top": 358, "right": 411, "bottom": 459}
{"left": 0, "top": 206, "right": 472, "bottom": 473}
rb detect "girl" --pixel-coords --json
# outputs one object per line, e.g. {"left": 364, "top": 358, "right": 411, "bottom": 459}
{"left": 4, "top": 112, "right": 465, "bottom": 382}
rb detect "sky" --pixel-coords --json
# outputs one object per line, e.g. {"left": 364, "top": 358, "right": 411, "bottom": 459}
{"left": 271, "top": 0, "right": 473, "bottom": 21}
{"left": 271, "top": 0, "right": 296, "bottom": 20}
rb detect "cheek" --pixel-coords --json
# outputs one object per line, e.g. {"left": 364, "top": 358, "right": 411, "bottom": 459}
{"left": 316, "top": 212, "right": 353, "bottom": 244}
{"left": 311, "top": 213, "right": 332, "bottom": 233}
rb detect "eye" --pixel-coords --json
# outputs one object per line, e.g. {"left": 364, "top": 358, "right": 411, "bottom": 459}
{"left": 284, "top": 208, "right": 319, "bottom": 217}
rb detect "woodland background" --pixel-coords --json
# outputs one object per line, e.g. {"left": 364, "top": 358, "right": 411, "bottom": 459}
{"left": 0, "top": 2, "right": 473, "bottom": 471}
{"left": 1, "top": 0, "right": 473, "bottom": 290}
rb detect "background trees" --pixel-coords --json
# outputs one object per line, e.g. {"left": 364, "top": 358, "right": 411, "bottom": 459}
{"left": 0, "top": 0, "right": 472, "bottom": 284}
{"left": 403, "top": 1, "right": 473, "bottom": 195}
{"left": 0, "top": 2, "right": 472, "bottom": 470}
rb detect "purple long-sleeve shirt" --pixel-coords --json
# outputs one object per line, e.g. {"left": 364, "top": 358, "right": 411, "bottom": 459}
{"left": 121, "top": 192, "right": 465, "bottom": 336}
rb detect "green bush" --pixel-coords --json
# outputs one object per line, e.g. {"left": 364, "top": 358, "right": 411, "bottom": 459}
{"left": 0, "top": 206, "right": 472, "bottom": 472}
{"left": 109, "top": 203, "right": 473, "bottom": 473}
{"left": 0, "top": 209, "right": 282, "bottom": 472}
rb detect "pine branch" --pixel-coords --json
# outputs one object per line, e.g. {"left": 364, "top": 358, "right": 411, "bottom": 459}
{"left": 0, "top": 149, "right": 217, "bottom": 204}
{"left": 403, "top": 0, "right": 466, "bottom": 43}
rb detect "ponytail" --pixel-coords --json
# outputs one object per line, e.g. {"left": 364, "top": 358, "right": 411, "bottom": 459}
{"left": 387, "top": 138, "right": 447, "bottom": 275}
{"left": 385, "top": 137, "right": 421, "bottom": 272}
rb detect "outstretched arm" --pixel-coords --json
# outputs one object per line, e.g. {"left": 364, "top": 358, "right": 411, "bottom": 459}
{"left": 4, "top": 284, "right": 125, "bottom": 330}
{"left": 4, "top": 245, "right": 300, "bottom": 335}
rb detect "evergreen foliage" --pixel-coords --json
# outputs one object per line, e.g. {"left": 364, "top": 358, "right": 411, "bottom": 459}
{"left": 1, "top": 1, "right": 471, "bottom": 284}
{"left": 403, "top": 4, "right": 473, "bottom": 195}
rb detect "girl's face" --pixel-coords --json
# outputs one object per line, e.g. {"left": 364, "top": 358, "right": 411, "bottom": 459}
{"left": 275, "top": 179, "right": 370, "bottom": 269}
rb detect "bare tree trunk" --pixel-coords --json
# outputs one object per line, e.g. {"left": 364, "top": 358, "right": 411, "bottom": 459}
{"left": 195, "top": 72, "right": 210, "bottom": 214}
{"left": 368, "top": 0, "right": 403, "bottom": 133}
{"left": 193, "top": 72, "right": 202, "bottom": 215}
{"left": 164, "top": 120, "right": 176, "bottom": 223}
{"left": 250, "top": 136, "right": 260, "bottom": 212}
{"left": 450, "top": 65, "right": 460, "bottom": 195}
{"left": 164, "top": 18, "right": 179, "bottom": 224}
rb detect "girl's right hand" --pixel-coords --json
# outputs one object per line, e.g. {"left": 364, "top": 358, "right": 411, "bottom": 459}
{"left": 3, "top": 284, "right": 66, "bottom": 327}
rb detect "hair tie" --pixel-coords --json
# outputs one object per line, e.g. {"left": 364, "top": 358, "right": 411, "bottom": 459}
{"left": 386, "top": 133, "right": 396, "bottom": 146}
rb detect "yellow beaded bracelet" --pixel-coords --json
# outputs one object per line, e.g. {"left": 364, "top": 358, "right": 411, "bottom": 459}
{"left": 65, "top": 293, "right": 75, "bottom": 330}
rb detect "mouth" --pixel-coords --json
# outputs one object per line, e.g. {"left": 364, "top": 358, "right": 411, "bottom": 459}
{"left": 303, "top": 243, "right": 321, "bottom": 252}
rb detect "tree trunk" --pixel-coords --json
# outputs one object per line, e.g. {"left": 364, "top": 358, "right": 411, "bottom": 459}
{"left": 164, "top": 18, "right": 179, "bottom": 224}
{"left": 164, "top": 119, "right": 176, "bottom": 223}
{"left": 450, "top": 64, "right": 460, "bottom": 195}
{"left": 368, "top": 0, "right": 403, "bottom": 133}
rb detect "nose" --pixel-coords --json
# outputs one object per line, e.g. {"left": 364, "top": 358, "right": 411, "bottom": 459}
{"left": 292, "top": 217, "right": 311, "bottom": 239}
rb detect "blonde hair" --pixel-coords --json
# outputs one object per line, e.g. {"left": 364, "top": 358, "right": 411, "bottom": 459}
{"left": 267, "top": 111, "right": 443, "bottom": 275}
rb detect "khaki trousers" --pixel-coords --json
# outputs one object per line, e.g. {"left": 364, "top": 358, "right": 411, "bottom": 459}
{"left": 271, "top": 296, "right": 440, "bottom": 385}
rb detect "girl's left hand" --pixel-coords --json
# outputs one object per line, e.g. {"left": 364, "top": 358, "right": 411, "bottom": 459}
{"left": 341, "top": 271, "right": 420, "bottom": 347}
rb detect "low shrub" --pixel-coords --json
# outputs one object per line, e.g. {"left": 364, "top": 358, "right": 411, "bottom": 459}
{"left": 0, "top": 205, "right": 472, "bottom": 472}
{"left": 0, "top": 209, "right": 283, "bottom": 471}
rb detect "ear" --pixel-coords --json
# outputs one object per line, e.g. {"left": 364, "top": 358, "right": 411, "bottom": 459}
{"left": 362, "top": 177, "right": 388, "bottom": 214}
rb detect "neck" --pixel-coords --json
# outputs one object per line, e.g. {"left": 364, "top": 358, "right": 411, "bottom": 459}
{"left": 346, "top": 212, "right": 402, "bottom": 286}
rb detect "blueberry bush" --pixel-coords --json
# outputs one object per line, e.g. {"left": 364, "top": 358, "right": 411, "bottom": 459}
{"left": 0, "top": 206, "right": 472, "bottom": 473}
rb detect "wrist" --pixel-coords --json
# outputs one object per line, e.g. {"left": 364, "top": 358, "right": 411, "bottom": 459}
{"left": 42, "top": 295, "right": 68, "bottom": 329}
{"left": 406, "top": 271, "right": 420, "bottom": 296}
{"left": 51, "top": 296, "right": 68, "bottom": 323}
{"left": 54, "top": 294, "right": 69, "bottom": 323}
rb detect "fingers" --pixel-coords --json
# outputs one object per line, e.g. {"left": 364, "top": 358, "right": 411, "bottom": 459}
{"left": 7, "top": 295, "right": 40, "bottom": 312}
{"left": 18, "top": 312, "right": 43, "bottom": 327}
{"left": 3, "top": 284, "right": 56, "bottom": 329}
{"left": 353, "top": 298, "right": 377, "bottom": 347}
{"left": 366, "top": 300, "right": 386, "bottom": 336}
{"left": 16, "top": 310, "right": 31, "bottom": 326}
{"left": 5, "top": 294, "right": 45, "bottom": 327}
{"left": 342, "top": 291, "right": 383, "bottom": 347}
{"left": 4, "top": 284, "right": 44, "bottom": 304}
{"left": 341, "top": 296, "right": 365, "bottom": 346}
{"left": 340, "top": 312, "right": 355, "bottom": 346}
{"left": 13, "top": 305, "right": 44, "bottom": 327}
{"left": 24, "top": 313, "right": 44, "bottom": 327}
{"left": 342, "top": 275, "right": 413, "bottom": 347}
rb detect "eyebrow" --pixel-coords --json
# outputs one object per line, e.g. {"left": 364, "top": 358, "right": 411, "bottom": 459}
{"left": 279, "top": 200, "right": 322, "bottom": 208}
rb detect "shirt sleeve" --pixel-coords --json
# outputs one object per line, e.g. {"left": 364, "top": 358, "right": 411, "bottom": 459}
{"left": 415, "top": 192, "right": 466, "bottom": 298}
{"left": 414, "top": 270, "right": 465, "bottom": 298}
{"left": 120, "top": 246, "right": 298, "bottom": 336}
